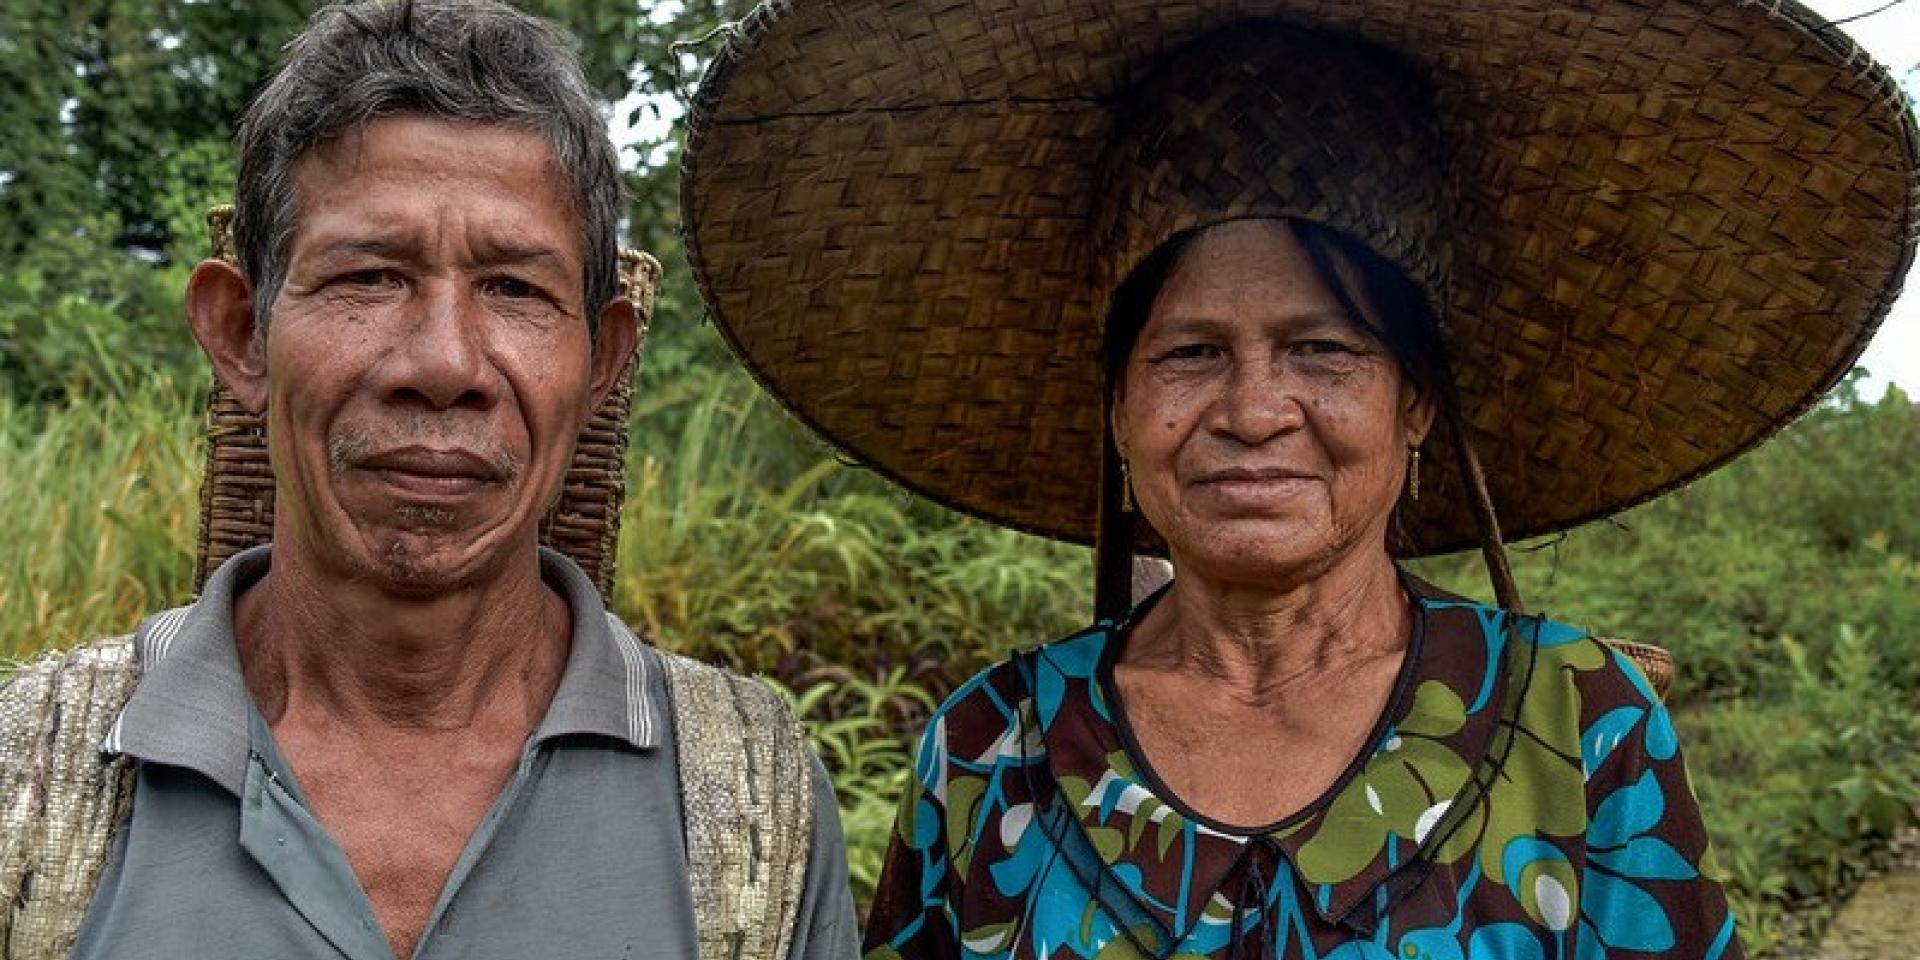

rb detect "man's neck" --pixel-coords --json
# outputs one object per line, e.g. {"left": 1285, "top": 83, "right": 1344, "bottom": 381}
{"left": 233, "top": 544, "right": 573, "bottom": 732}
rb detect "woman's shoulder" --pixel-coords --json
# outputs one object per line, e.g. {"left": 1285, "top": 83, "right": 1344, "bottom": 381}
{"left": 1414, "top": 583, "right": 1662, "bottom": 712}
{"left": 916, "top": 624, "right": 1112, "bottom": 758}
{"left": 1514, "top": 609, "right": 1666, "bottom": 717}
{"left": 1415, "top": 590, "right": 1682, "bottom": 804}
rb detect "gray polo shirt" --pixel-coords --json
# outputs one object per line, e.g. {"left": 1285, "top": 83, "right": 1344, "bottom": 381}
{"left": 74, "top": 546, "right": 858, "bottom": 960}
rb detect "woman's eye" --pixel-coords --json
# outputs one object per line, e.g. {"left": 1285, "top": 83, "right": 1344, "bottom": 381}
{"left": 1295, "top": 339, "right": 1355, "bottom": 356}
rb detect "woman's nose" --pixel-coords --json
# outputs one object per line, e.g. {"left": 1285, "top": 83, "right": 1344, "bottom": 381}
{"left": 1212, "top": 359, "right": 1306, "bottom": 444}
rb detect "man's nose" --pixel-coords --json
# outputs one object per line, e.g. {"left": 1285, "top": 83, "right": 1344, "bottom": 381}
{"left": 381, "top": 282, "right": 502, "bottom": 411}
{"left": 1212, "top": 359, "right": 1306, "bottom": 444}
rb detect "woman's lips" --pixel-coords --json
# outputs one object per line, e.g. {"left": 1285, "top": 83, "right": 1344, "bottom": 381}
{"left": 1190, "top": 468, "right": 1318, "bottom": 508}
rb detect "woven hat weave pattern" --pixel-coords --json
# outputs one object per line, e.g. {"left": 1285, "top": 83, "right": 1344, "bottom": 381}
{"left": 1092, "top": 25, "right": 1451, "bottom": 308}
{"left": 683, "top": 0, "right": 1920, "bottom": 553}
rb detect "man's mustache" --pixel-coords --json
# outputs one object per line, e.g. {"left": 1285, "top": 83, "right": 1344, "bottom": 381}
{"left": 327, "top": 427, "right": 524, "bottom": 482}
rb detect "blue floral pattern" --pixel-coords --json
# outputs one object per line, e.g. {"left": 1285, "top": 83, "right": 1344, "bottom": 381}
{"left": 863, "top": 577, "right": 1741, "bottom": 959}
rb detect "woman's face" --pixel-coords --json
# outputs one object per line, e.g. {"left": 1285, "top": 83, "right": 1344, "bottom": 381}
{"left": 1112, "top": 219, "right": 1434, "bottom": 586}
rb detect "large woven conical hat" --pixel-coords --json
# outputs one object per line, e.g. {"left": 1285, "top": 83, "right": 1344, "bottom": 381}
{"left": 682, "top": 0, "right": 1918, "bottom": 554}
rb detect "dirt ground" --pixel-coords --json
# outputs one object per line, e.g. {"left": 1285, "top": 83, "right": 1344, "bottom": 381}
{"left": 1816, "top": 831, "right": 1920, "bottom": 960}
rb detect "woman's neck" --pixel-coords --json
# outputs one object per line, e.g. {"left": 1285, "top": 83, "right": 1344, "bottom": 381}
{"left": 1123, "top": 548, "right": 1413, "bottom": 700}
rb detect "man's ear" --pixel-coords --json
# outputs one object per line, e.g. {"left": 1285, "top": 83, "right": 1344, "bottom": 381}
{"left": 185, "top": 259, "right": 268, "bottom": 413}
{"left": 586, "top": 296, "right": 639, "bottom": 412}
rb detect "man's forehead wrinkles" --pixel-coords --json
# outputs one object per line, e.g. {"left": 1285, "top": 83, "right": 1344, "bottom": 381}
{"left": 469, "top": 235, "right": 569, "bottom": 265}
{"left": 298, "top": 227, "right": 574, "bottom": 272}
{"left": 308, "top": 233, "right": 422, "bottom": 261}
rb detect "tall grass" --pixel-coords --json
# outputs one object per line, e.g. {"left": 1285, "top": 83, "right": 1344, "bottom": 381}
{"left": 615, "top": 371, "right": 1090, "bottom": 695}
{"left": 0, "top": 377, "right": 202, "bottom": 660}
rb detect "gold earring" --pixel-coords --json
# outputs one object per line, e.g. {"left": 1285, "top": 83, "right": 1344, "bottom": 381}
{"left": 1120, "top": 459, "right": 1135, "bottom": 513}
{"left": 1408, "top": 448, "right": 1421, "bottom": 501}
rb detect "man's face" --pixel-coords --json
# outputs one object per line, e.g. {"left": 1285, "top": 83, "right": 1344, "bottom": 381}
{"left": 260, "top": 114, "right": 601, "bottom": 593}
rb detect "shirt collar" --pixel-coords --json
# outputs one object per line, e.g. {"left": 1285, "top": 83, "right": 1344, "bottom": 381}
{"left": 1033, "top": 573, "right": 1523, "bottom": 940}
{"left": 105, "top": 545, "right": 662, "bottom": 796}
{"left": 529, "top": 548, "right": 663, "bottom": 751}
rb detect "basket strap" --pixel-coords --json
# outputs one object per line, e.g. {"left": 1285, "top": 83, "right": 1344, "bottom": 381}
{"left": 0, "top": 637, "right": 140, "bottom": 959}
{"left": 658, "top": 645, "right": 815, "bottom": 960}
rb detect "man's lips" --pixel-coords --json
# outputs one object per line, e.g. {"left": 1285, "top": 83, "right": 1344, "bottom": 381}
{"left": 354, "top": 446, "right": 505, "bottom": 496}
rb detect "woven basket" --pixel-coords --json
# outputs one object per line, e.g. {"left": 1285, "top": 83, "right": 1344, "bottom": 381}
{"left": 191, "top": 205, "right": 661, "bottom": 598}
{"left": 1597, "top": 637, "right": 1676, "bottom": 702}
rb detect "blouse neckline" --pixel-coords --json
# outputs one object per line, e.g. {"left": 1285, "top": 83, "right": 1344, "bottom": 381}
{"left": 1092, "top": 574, "right": 1430, "bottom": 837}
{"left": 1028, "top": 572, "right": 1522, "bottom": 939}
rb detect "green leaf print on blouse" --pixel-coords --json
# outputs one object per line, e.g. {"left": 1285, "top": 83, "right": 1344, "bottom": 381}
{"left": 1293, "top": 680, "right": 1472, "bottom": 884}
{"left": 947, "top": 775, "right": 990, "bottom": 877}
{"left": 1442, "top": 636, "right": 1607, "bottom": 888}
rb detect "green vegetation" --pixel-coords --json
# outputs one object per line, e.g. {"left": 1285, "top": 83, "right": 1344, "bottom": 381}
{"left": 3, "top": 0, "right": 1917, "bottom": 953}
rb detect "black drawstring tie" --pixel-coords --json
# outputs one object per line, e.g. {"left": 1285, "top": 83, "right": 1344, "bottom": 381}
{"left": 1228, "top": 837, "right": 1284, "bottom": 960}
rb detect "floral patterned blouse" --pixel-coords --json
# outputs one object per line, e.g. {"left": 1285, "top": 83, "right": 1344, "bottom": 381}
{"left": 863, "top": 578, "right": 1742, "bottom": 960}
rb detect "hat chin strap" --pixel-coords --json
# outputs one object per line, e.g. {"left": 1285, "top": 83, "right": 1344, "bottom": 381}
{"left": 1093, "top": 432, "right": 1136, "bottom": 624}
{"left": 1090, "top": 394, "right": 1526, "bottom": 622}
{"left": 1439, "top": 394, "right": 1526, "bottom": 615}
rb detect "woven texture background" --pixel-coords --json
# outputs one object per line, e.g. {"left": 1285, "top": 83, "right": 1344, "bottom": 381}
{"left": 683, "top": 0, "right": 1920, "bottom": 554}
{"left": 193, "top": 206, "right": 662, "bottom": 594}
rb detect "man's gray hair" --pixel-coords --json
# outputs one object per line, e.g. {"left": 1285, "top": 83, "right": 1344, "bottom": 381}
{"left": 233, "top": 0, "right": 623, "bottom": 334}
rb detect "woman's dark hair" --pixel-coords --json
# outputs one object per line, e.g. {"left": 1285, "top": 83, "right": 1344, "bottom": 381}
{"left": 1102, "top": 218, "right": 1449, "bottom": 400}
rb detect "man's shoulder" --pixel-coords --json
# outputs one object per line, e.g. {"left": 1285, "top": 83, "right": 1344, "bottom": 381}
{"left": 0, "top": 635, "right": 139, "bottom": 718}
{"left": 624, "top": 620, "right": 828, "bottom": 960}
{"left": 600, "top": 612, "right": 806, "bottom": 748}
{"left": 650, "top": 645, "right": 806, "bottom": 746}
{"left": 1, "top": 635, "right": 140, "bottom": 779}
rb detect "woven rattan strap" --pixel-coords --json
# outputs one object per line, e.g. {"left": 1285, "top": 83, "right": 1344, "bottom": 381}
{"left": 0, "top": 633, "right": 814, "bottom": 960}
{"left": 0, "top": 636, "right": 138, "bottom": 959}
{"left": 658, "top": 649, "right": 815, "bottom": 960}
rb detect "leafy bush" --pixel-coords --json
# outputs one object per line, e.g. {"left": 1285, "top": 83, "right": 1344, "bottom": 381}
{"left": 781, "top": 669, "right": 934, "bottom": 904}
{"left": 1684, "top": 626, "right": 1920, "bottom": 953}
{"left": 0, "top": 221, "right": 201, "bottom": 404}
{"left": 617, "top": 349, "right": 1089, "bottom": 697}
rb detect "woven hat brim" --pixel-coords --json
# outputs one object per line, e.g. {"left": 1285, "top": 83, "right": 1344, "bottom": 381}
{"left": 683, "top": 0, "right": 1920, "bottom": 554}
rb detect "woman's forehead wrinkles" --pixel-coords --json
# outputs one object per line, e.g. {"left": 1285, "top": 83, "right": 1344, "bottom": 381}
{"left": 1143, "top": 309, "right": 1370, "bottom": 340}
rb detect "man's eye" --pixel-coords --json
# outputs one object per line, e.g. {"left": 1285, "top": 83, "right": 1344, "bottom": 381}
{"left": 338, "top": 269, "right": 398, "bottom": 288}
{"left": 1160, "top": 343, "right": 1220, "bottom": 361}
{"left": 484, "top": 277, "right": 542, "bottom": 300}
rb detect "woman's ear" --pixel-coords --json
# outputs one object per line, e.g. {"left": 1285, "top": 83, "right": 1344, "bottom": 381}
{"left": 186, "top": 259, "right": 268, "bottom": 413}
{"left": 1109, "top": 389, "right": 1133, "bottom": 461}
{"left": 1403, "top": 383, "right": 1438, "bottom": 450}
